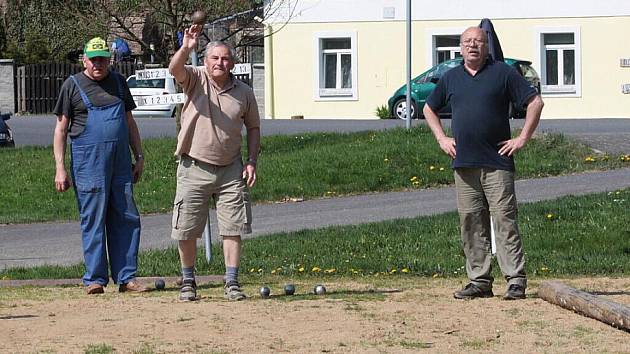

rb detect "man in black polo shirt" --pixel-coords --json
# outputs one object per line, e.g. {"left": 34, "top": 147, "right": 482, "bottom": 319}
{"left": 423, "top": 27, "right": 544, "bottom": 300}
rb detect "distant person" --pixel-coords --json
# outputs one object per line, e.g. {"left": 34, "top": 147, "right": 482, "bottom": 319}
{"left": 168, "top": 25, "right": 260, "bottom": 301}
{"left": 112, "top": 38, "right": 130, "bottom": 62}
{"left": 111, "top": 40, "right": 118, "bottom": 63}
{"left": 53, "top": 37, "right": 148, "bottom": 294}
{"left": 423, "top": 27, "right": 544, "bottom": 300}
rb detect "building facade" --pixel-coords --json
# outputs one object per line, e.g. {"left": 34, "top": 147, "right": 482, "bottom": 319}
{"left": 263, "top": 0, "right": 630, "bottom": 119}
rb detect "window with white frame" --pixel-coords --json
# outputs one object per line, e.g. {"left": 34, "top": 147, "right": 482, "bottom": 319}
{"left": 314, "top": 32, "right": 357, "bottom": 100}
{"left": 434, "top": 35, "right": 461, "bottom": 64}
{"left": 536, "top": 28, "right": 581, "bottom": 96}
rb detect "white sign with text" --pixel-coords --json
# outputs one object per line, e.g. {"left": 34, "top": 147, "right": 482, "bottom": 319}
{"left": 136, "top": 63, "right": 251, "bottom": 81}
{"left": 134, "top": 93, "right": 186, "bottom": 107}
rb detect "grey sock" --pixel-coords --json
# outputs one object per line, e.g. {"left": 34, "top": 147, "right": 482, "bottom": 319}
{"left": 182, "top": 266, "right": 195, "bottom": 281}
{"left": 225, "top": 266, "right": 239, "bottom": 284}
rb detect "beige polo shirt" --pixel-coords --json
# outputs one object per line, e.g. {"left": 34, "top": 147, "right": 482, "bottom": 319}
{"left": 175, "top": 66, "right": 260, "bottom": 166}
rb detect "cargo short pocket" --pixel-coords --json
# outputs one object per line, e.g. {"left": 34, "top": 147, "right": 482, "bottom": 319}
{"left": 172, "top": 198, "right": 184, "bottom": 230}
{"left": 241, "top": 189, "right": 253, "bottom": 234}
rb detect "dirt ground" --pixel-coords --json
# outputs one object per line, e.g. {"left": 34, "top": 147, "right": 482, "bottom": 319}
{"left": 1, "top": 277, "right": 628, "bottom": 354}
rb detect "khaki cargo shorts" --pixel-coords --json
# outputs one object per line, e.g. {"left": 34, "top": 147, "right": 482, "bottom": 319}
{"left": 170, "top": 155, "right": 252, "bottom": 240}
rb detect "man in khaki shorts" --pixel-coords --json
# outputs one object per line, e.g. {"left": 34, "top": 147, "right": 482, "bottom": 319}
{"left": 168, "top": 24, "right": 260, "bottom": 301}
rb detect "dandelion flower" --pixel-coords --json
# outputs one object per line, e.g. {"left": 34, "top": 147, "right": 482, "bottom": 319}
{"left": 311, "top": 267, "right": 321, "bottom": 273}
{"left": 402, "top": 268, "right": 410, "bottom": 273}
{"left": 429, "top": 165, "right": 436, "bottom": 171}
{"left": 298, "top": 267, "right": 305, "bottom": 272}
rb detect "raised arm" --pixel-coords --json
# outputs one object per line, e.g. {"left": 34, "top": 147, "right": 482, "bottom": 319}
{"left": 169, "top": 25, "right": 203, "bottom": 82}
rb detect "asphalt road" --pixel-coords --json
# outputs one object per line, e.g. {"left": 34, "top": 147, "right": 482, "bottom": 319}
{"left": 6, "top": 115, "right": 630, "bottom": 154}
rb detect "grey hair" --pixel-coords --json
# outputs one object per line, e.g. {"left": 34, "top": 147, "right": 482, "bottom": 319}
{"left": 205, "top": 41, "right": 238, "bottom": 62}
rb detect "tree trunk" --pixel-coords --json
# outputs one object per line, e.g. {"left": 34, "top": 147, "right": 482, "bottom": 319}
{"left": 538, "top": 281, "right": 630, "bottom": 332}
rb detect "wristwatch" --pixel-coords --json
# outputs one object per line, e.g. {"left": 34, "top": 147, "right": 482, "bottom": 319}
{"left": 246, "top": 158, "right": 257, "bottom": 166}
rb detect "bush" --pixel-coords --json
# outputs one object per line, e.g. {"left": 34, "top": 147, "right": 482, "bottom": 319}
{"left": 375, "top": 105, "right": 391, "bottom": 119}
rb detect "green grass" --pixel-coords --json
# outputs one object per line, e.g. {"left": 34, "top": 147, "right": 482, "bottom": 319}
{"left": 84, "top": 344, "right": 114, "bottom": 354}
{"left": 2, "top": 188, "right": 628, "bottom": 280}
{"left": 0, "top": 126, "right": 626, "bottom": 224}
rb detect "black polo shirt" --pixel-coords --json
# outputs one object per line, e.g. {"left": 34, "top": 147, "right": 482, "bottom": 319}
{"left": 426, "top": 59, "right": 537, "bottom": 171}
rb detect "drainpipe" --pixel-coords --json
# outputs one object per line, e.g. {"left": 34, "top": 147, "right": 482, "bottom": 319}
{"left": 264, "top": 23, "right": 275, "bottom": 119}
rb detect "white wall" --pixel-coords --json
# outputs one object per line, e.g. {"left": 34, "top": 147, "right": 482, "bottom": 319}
{"left": 266, "top": 0, "right": 630, "bottom": 24}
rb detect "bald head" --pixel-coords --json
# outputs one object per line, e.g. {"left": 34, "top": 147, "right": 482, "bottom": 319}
{"left": 460, "top": 26, "right": 488, "bottom": 71}
{"left": 460, "top": 27, "right": 485, "bottom": 44}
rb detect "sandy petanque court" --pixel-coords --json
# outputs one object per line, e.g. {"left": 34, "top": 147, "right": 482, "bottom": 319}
{"left": 1, "top": 276, "right": 629, "bottom": 353}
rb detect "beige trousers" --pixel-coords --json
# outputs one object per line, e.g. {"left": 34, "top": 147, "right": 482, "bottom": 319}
{"left": 454, "top": 168, "right": 527, "bottom": 290}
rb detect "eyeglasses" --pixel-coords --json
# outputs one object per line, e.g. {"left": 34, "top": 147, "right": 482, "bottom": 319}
{"left": 461, "top": 39, "right": 486, "bottom": 47}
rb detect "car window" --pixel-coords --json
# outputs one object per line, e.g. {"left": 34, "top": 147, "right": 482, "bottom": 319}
{"left": 417, "top": 61, "right": 460, "bottom": 84}
{"left": 517, "top": 63, "right": 539, "bottom": 82}
{"left": 134, "top": 78, "right": 166, "bottom": 89}
{"left": 127, "top": 76, "right": 136, "bottom": 88}
{"left": 418, "top": 68, "right": 437, "bottom": 84}
{"left": 436, "top": 60, "right": 460, "bottom": 76}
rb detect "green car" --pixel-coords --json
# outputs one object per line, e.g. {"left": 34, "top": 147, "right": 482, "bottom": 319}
{"left": 387, "top": 58, "right": 540, "bottom": 119}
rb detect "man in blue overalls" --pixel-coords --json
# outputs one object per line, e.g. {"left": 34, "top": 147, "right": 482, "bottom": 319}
{"left": 53, "top": 37, "right": 148, "bottom": 294}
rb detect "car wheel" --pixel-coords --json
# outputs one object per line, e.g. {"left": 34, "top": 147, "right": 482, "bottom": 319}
{"left": 393, "top": 98, "right": 418, "bottom": 119}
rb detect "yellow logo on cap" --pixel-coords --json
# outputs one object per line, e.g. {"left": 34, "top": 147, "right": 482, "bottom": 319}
{"left": 87, "top": 38, "right": 107, "bottom": 50}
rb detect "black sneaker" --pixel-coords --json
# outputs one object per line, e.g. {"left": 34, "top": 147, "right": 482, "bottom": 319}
{"left": 453, "top": 283, "right": 494, "bottom": 299}
{"left": 179, "top": 279, "right": 198, "bottom": 301}
{"left": 502, "top": 284, "right": 526, "bottom": 300}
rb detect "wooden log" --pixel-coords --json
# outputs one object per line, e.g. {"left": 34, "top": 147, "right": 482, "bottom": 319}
{"left": 538, "top": 281, "right": 630, "bottom": 332}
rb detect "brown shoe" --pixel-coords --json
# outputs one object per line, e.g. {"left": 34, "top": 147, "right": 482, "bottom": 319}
{"left": 119, "top": 280, "right": 149, "bottom": 293}
{"left": 86, "top": 283, "right": 104, "bottom": 295}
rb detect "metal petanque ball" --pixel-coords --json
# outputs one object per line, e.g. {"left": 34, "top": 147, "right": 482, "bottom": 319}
{"left": 155, "top": 278, "right": 166, "bottom": 290}
{"left": 191, "top": 10, "right": 207, "bottom": 25}
{"left": 259, "top": 286, "right": 271, "bottom": 298}
{"left": 313, "top": 284, "right": 326, "bottom": 295}
{"left": 284, "top": 284, "right": 296, "bottom": 295}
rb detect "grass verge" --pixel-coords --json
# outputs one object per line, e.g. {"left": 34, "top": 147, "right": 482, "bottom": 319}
{"left": 2, "top": 188, "right": 627, "bottom": 280}
{"left": 0, "top": 126, "right": 627, "bottom": 224}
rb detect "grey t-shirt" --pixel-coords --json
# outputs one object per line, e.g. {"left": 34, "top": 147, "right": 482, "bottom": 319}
{"left": 53, "top": 71, "right": 136, "bottom": 138}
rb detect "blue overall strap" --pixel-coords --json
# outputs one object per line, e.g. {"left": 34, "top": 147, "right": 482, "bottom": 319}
{"left": 70, "top": 75, "right": 93, "bottom": 109}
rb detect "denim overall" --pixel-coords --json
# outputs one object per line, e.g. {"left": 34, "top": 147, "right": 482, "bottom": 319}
{"left": 70, "top": 75, "right": 141, "bottom": 286}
